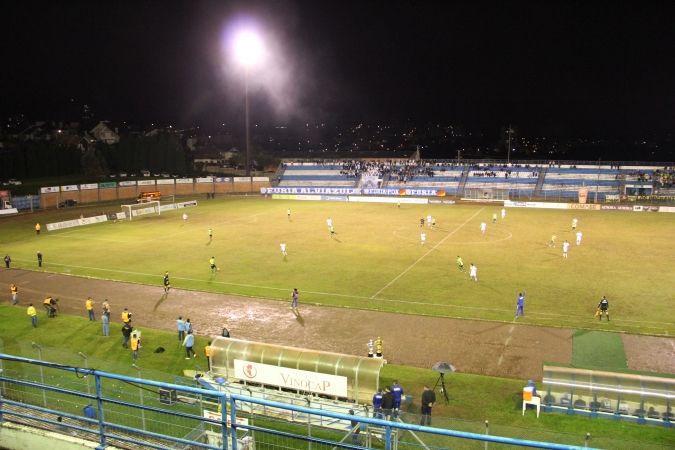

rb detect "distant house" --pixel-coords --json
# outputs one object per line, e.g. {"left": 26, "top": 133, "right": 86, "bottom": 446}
{"left": 90, "top": 121, "right": 120, "bottom": 144}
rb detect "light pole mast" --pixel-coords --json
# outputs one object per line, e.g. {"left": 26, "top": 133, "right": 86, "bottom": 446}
{"left": 507, "top": 124, "right": 512, "bottom": 165}
{"left": 244, "top": 67, "right": 251, "bottom": 177}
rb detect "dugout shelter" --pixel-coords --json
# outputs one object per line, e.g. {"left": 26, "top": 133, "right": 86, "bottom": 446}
{"left": 209, "top": 337, "right": 384, "bottom": 404}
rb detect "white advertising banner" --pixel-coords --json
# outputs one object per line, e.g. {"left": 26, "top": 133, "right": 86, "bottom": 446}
{"left": 503, "top": 200, "right": 569, "bottom": 209}
{"left": 659, "top": 206, "right": 675, "bottom": 213}
{"left": 119, "top": 180, "right": 137, "bottom": 187}
{"left": 202, "top": 410, "right": 249, "bottom": 428}
{"left": 234, "top": 177, "right": 251, "bottom": 183}
{"left": 252, "top": 176, "right": 269, "bottom": 182}
{"left": 175, "top": 178, "right": 194, "bottom": 184}
{"left": 60, "top": 185, "right": 79, "bottom": 192}
{"left": 196, "top": 177, "right": 214, "bottom": 183}
{"left": 0, "top": 208, "right": 19, "bottom": 216}
{"left": 233, "top": 359, "right": 348, "bottom": 397}
{"left": 138, "top": 179, "right": 156, "bottom": 186}
{"left": 46, "top": 215, "right": 108, "bottom": 231}
{"left": 215, "top": 177, "right": 232, "bottom": 183}
{"left": 349, "top": 196, "right": 428, "bottom": 204}
{"left": 156, "top": 179, "right": 175, "bottom": 185}
{"left": 40, "top": 186, "right": 60, "bottom": 193}
{"left": 80, "top": 183, "right": 98, "bottom": 190}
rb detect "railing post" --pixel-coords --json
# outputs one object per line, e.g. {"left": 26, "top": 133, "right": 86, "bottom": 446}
{"left": 229, "top": 395, "right": 238, "bottom": 450}
{"left": 219, "top": 393, "right": 228, "bottom": 450}
{"left": 385, "top": 424, "right": 392, "bottom": 450}
{"left": 94, "top": 374, "right": 107, "bottom": 450}
{"left": 484, "top": 420, "right": 489, "bottom": 450}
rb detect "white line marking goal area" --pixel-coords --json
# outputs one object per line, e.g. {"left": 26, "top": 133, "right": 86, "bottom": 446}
{"left": 370, "top": 207, "right": 485, "bottom": 299}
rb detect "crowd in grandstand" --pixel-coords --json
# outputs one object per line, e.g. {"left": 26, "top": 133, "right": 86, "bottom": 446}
{"left": 653, "top": 168, "right": 674, "bottom": 188}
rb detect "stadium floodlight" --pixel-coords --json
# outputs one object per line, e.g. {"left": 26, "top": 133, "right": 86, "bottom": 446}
{"left": 232, "top": 27, "right": 265, "bottom": 177}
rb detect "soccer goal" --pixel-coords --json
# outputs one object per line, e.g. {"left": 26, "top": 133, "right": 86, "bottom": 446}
{"left": 121, "top": 200, "right": 161, "bottom": 221}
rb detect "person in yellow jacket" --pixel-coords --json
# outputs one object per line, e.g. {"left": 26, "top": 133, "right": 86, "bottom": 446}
{"left": 130, "top": 334, "right": 140, "bottom": 361}
{"left": 85, "top": 297, "right": 95, "bottom": 321}
{"left": 27, "top": 303, "right": 38, "bottom": 327}
{"left": 204, "top": 341, "right": 214, "bottom": 372}
{"left": 121, "top": 308, "right": 132, "bottom": 324}
{"left": 35, "top": 223, "right": 41, "bottom": 235}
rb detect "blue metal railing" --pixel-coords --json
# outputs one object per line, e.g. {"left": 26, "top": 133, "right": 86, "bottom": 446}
{"left": 0, "top": 353, "right": 594, "bottom": 449}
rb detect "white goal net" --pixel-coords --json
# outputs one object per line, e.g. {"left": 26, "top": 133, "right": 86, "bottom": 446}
{"left": 121, "top": 200, "right": 161, "bottom": 220}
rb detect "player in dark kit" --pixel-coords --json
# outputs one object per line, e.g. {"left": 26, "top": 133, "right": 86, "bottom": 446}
{"left": 163, "top": 272, "right": 171, "bottom": 293}
{"left": 597, "top": 296, "right": 609, "bottom": 321}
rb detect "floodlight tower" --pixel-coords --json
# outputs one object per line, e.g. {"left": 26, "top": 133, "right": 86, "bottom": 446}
{"left": 233, "top": 29, "right": 264, "bottom": 177}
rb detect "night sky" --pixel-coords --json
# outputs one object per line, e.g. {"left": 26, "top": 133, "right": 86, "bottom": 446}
{"left": 3, "top": 0, "right": 675, "bottom": 137}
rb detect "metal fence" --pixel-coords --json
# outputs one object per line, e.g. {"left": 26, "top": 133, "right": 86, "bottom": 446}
{"left": 0, "top": 353, "right": 598, "bottom": 450}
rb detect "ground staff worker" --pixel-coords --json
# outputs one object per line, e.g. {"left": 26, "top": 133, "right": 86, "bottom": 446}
{"left": 420, "top": 385, "right": 436, "bottom": 426}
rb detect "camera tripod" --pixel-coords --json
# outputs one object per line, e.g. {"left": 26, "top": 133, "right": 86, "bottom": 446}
{"left": 434, "top": 373, "right": 450, "bottom": 404}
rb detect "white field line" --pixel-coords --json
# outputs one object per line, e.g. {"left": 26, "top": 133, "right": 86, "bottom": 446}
{"left": 370, "top": 207, "right": 485, "bottom": 299}
{"left": 10, "top": 259, "right": 675, "bottom": 328}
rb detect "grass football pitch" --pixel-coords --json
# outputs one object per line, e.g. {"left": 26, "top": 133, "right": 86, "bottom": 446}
{"left": 2, "top": 197, "right": 674, "bottom": 335}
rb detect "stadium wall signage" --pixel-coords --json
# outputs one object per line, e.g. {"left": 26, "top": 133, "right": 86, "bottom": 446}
{"left": 60, "top": 185, "right": 79, "bottom": 192}
{"left": 46, "top": 214, "right": 108, "bottom": 231}
{"left": 137, "top": 180, "right": 156, "bottom": 186}
{"left": 262, "top": 187, "right": 361, "bottom": 195}
{"left": 118, "top": 180, "right": 137, "bottom": 187}
{"left": 40, "top": 186, "right": 59, "bottom": 193}
{"left": 80, "top": 183, "right": 98, "bottom": 190}
{"left": 233, "top": 359, "right": 348, "bottom": 397}
{"left": 175, "top": 178, "right": 193, "bottom": 184}
{"left": 156, "top": 179, "right": 175, "bottom": 185}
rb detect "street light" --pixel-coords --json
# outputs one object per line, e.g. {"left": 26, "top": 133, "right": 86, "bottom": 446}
{"left": 233, "top": 29, "right": 264, "bottom": 177}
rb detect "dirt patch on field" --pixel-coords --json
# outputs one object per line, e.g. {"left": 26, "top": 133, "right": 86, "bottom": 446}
{"left": 2, "top": 269, "right": 672, "bottom": 379}
{"left": 622, "top": 334, "right": 675, "bottom": 374}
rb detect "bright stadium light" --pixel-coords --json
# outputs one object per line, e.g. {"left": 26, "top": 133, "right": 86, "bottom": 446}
{"left": 233, "top": 30, "right": 264, "bottom": 68}
{"left": 231, "top": 27, "right": 265, "bottom": 176}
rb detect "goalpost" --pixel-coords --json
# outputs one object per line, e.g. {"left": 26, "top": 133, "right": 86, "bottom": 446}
{"left": 121, "top": 200, "right": 161, "bottom": 221}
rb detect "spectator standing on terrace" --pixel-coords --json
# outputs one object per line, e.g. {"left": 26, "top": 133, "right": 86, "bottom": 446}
{"left": 4, "top": 254, "right": 10, "bottom": 268}
{"left": 121, "top": 323, "right": 133, "bottom": 348}
{"left": 101, "top": 313, "right": 110, "bottom": 336}
{"left": 562, "top": 240, "right": 570, "bottom": 258}
{"left": 176, "top": 317, "right": 186, "bottom": 342}
{"left": 572, "top": 218, "right": 578, "bottom": 230}
{"left": 163, "top": 271, "right": 171, "bottom": 293}
{"left": 121, "top": 308, "right": 132, "bottom": 325}
{"left": 102, "top": 299, "right": 111, "bottom": 319}
{"left": 291, "top": 288, "right": 299, "bottom": 309}
{"left": 420, "top": 385, "right": 436, "bottom": 426}
{"left": 480, "top": 222, "right": 487, "bottom": 235}
{"left": 85, "top": 297, "right": 95, "bottom": 321}
{"left": 456, "top": 256, "right": 464, "bottom": 272}
{"left": 10, "top": 283, "right": 18, "bottom": 305}
{"left": 130, "top": 333, "right": 140, "bottom": 361}
{"left": 381, "top": 387, "right": 394, "bottom": 419}
{"left": 469, "top": 263, "right": 478, "bottom": 281}
{"left": 183, "top": 330, "right": 196, "bottom": 359}
{"left": 576, "top": 231, "right": 583, "bottom": 246}
{"left": 27, "top": 303, "right": 38, "bottom": 327}
{"left": 37, "top": 251, "right": 43, "bottom": 267}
